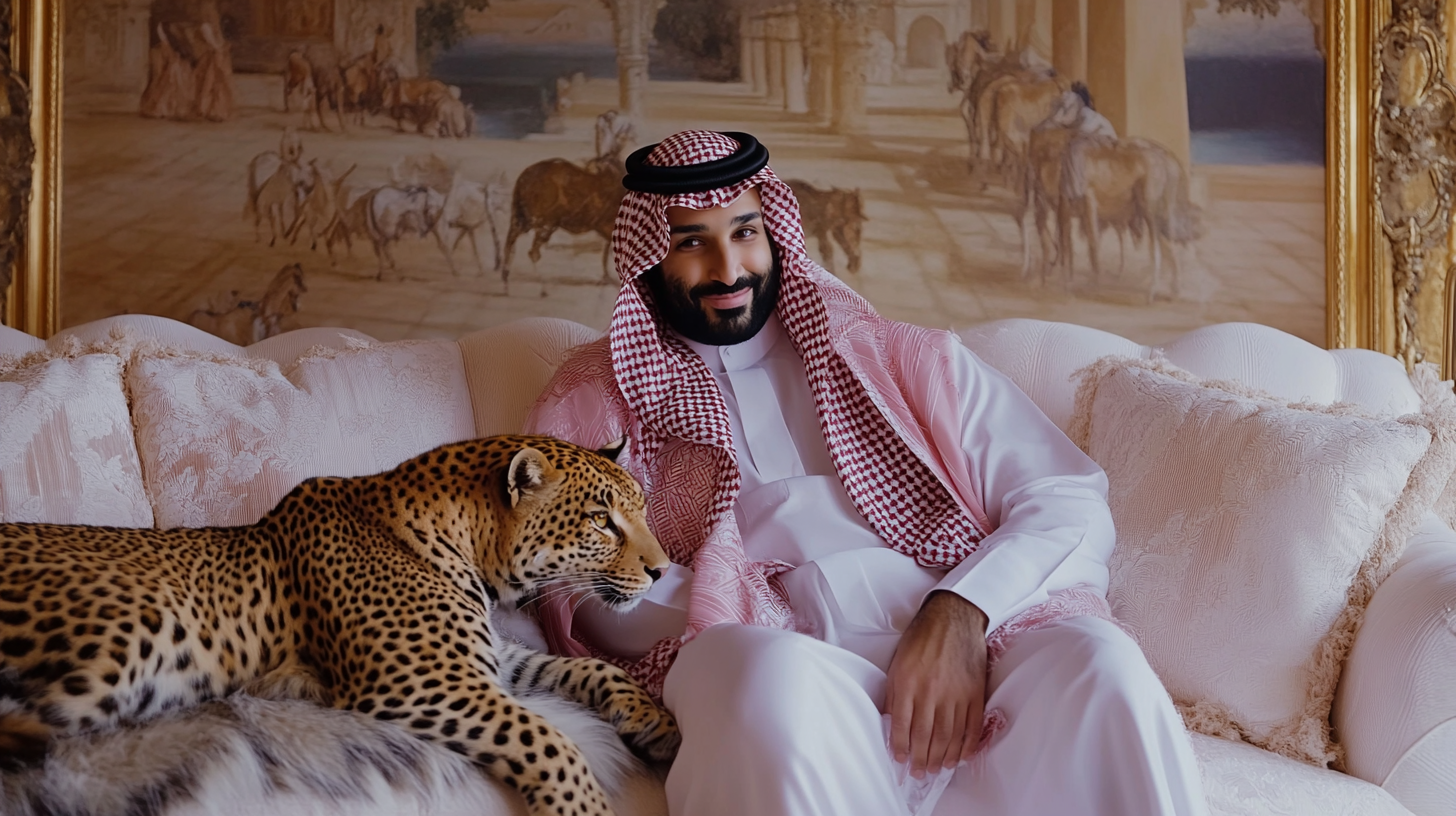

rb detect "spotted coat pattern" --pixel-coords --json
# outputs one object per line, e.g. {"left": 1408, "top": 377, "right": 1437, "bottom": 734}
{"left": 0, "top": 435, "right": 678, "bottom": 816}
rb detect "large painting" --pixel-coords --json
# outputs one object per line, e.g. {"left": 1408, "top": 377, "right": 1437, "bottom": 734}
{"left": 3, "top": 0, "right": 1368, "bottom": 349}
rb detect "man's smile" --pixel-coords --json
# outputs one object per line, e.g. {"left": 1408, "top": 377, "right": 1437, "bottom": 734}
{"left": 699, "top": 289, "right": 753, "bottom": 310}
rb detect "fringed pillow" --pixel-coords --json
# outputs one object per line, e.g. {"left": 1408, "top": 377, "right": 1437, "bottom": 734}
{"left": 1069, "top": 357, "right": 1456, "bottom": 769}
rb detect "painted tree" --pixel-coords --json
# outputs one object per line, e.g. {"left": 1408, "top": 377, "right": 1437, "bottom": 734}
{"left": 417, "top": 0, "right": 490, "bottom": 63}
{"left": 654, "top": 0, "right": 741, "bottom": 82}
{"left": 1190, "top": 0, "right": 1326, "bottom": 56}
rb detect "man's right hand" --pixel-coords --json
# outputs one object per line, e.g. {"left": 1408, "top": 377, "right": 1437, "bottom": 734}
{"left": 885, "top": 590, "right": 989, "bottom": 778}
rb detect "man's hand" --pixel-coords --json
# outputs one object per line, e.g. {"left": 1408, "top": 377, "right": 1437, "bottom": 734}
{"left": 885, "top": 591, "right": 989, "bottom": 778}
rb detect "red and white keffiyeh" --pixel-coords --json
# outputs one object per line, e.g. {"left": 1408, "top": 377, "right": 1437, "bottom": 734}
{"left": 529, "top": 131, "right": 996, "bottom": 694}
{"left": 613, "top": 131, "right": 987, "bottom": 562}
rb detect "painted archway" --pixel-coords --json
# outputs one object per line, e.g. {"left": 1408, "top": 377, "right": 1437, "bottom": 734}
{"left": 905, "top": 15, "right": 946, "bottom": 68}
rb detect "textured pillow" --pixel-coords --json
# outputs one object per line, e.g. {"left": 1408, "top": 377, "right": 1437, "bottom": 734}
{"left": 128, "top": 340, "right": 475, "bottom": 529}
{"left": 1069, "top": 357, "right": 1456, "bottom": 768}
{"left": 1409, "top": 362, "right": 1456, "bottom": 529}
{"left": 0, "top": 352, "right": 153, "bottom": 526}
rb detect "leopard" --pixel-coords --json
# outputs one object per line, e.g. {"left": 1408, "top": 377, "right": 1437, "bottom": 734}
{"left": 0, "top": 434, "right": 678, "bottom": 816}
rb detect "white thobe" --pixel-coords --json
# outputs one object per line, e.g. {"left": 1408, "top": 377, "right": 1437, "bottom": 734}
{"left": 574, "top": 316, "right": 1207, "bottom": 816}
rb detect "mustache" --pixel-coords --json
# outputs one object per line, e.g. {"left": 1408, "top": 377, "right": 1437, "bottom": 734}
{"left": 691, "top": 275, "right": 759, "bottom": 299}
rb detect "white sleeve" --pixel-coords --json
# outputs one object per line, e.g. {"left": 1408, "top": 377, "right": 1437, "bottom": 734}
{"left": 928, "top": 343, "right": 1115, "bottom": 633}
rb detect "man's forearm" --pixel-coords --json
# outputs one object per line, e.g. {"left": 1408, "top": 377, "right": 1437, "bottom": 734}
{"left": 919, "top": 589, "right": 989, "bottom": 638}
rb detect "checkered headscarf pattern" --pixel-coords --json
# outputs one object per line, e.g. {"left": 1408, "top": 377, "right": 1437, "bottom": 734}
{"left": 610, "top": 130, "right": 986, "bottom": 567}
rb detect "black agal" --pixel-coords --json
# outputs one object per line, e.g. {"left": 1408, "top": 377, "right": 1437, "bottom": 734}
{"left": 622, "top": 132, "right": 771, "bottom": 194}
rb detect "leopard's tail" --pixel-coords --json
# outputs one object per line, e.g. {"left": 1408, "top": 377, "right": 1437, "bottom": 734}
{"left": 0, "top": 697, "right": 51, "bottom": 769}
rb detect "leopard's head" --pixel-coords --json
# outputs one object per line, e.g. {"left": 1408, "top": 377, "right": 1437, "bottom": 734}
{"left": 494, "top": 435, "right": 668, "bottom": 609}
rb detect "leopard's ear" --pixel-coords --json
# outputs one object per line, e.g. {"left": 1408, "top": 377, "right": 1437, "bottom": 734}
{"left": 597, "top": 435, "right": 627, "bottom": 463}
{"left": 507, "top": 447, "right": 551, "bottom": 508}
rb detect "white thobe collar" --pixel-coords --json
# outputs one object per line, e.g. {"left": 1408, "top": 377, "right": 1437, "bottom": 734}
{"left": 674, "top": 313, "right": 786, "bottom": 374}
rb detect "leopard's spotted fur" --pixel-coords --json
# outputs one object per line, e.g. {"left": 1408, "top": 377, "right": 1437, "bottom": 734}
{"left": 0, "top": 435, "right": 678, "bottom": 816}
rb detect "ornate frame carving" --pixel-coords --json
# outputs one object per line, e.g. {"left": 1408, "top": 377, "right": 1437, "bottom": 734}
{"left": 2, "top": 0, "right": 57, "bottom": 336}
{"left": 4, "top": 1, "right": 1442, "bottom": 376}
{"left": 1358, "top": 0, "right": 1456, "bottom": 376}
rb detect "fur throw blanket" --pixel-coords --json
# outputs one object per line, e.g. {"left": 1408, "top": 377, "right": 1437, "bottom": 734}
{"left": 0, "top": 614, "right": 667, "bottom": 816}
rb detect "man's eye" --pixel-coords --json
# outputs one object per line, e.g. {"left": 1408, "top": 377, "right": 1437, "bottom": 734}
{"left": 675, "top": 237, "right": 702, "bottom": 249}
{"left": 734, "top": 228, "right": 757, "bottom": 240}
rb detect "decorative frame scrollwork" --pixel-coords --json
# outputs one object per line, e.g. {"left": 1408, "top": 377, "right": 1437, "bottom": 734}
{"left": 2, "top": 0, "right": 57, "bottom": 335}
{"left": 1372, "top": 1, "right": 1456, "bottom": 369}
{"left": 0, "top": 0, "right": 33, "bottom": 324}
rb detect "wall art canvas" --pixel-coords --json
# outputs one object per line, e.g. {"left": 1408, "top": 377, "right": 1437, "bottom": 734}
{"left": 55, "top": 0, "right": 1325, "bottom": 346}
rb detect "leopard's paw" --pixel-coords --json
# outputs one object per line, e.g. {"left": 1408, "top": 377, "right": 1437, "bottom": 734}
{"left": 617, "top": 702, "right": 680, "bottom": 763}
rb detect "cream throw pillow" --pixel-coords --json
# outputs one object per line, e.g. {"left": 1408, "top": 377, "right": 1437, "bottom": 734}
{"left": 1409, "top": 362, "right": 1456, "bottom": 529}
{"left": 1070, "top": 357, "right": 1456, "bottom": 768}
{"left": 128, "top": 339, "right": 476, "bottom": 529}
{"left": 0, "top": 352, "right": 153, "bottom": 526}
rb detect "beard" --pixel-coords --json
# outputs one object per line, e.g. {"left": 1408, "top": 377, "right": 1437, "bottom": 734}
{"left": 643, "top": 249, "right": 783, "bottom": 346}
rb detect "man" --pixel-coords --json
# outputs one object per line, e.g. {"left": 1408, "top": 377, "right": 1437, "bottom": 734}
{"left": 1039, "top": 82, "right": 1118, "bottom": 139}
{"left": 525, "top": 130, "right": 1206, "bottom": 816}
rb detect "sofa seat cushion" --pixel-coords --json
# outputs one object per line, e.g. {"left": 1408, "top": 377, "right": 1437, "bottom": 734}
{"left": 1193, "top": 733, "right": 1412, "bottom": 815}
{"left": 127, "top": 338, "right": 476, "bottom": 528}
{"left": 1070, "top": 358, "right": 1456, "bottom": 767}
{"left": 0, "top": 351, "right": 153, "bottom": 527}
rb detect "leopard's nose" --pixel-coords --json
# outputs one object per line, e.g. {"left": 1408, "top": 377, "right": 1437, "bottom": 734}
{"left": 644, "top": 566, "right": 663, "bottom": 583}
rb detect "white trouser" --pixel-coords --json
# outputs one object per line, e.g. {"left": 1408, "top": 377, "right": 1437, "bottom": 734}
{"left": 662, "top": 616, "right": 1209, "bottom": 816}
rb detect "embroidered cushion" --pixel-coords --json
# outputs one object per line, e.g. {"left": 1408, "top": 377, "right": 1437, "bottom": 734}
{"left": 127, "top": 339, "right": 475, "bottom": 529}
{"left": 1069, "top": 358, "right": 1456, "bottom": 767}
{"left": 0, "top": 352, "right": 152, "bottom": 526}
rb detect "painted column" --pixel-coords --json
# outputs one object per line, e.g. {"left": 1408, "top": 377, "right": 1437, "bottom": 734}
{"left": 830, "top": 0, "right": 875, "bottom": 133}
{"left": 969, "top": 0, "right": 989, "bottom": 30}
{"left": 750, "top": 15, "right": 769, "bottom": 96}
{"left": 765, "top": 11, "right": 786, "bottom": 106}
{"left": 987, "top": 0, "right": 1018, "bottom": 51}
{"left": 800, "top": 0, "right": 836, "bottom": 122}
{"left": 1052, "top": 0, "right": 1087, "bottom": 82}
{"left": 1017, "top": 0, "right": 1053, "bottom": 61}
{"left": 606, "top": 0, "right": 662, "bottom": 121}
{"left": 397, "top": 0, "right": 420, "bottom": 76}
{"left": 119, "top": 0, "right": 152, "bottom": 92}
{"left": 741, "top": 9, "right": 757, "bottom": 88}
{"left": 1085, "top": 0, "right": 1190, "bottom": 165}
{"left": 781, "top": 11, "right": 809, "bottom": 114}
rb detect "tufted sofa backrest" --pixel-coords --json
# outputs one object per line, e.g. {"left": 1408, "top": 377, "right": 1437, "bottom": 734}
{"left": 957, "top": 319, "right": 1421, "bottom": 434}
{"left": 0, "top": 314, "right": 1422, "bottom": 530}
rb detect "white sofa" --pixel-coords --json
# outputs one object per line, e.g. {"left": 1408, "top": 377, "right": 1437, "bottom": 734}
{"left": 0, "top": 314, "right": 1452, "bottom": 816}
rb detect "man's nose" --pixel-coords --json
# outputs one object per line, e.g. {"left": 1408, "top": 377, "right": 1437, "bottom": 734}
{"left": 705, "top": 241, "right": 740, "bottom": 284}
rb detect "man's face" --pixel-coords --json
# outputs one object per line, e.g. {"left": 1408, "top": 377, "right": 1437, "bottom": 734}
{"left": 645, "top": 188, "right": 780, "bottom": 346}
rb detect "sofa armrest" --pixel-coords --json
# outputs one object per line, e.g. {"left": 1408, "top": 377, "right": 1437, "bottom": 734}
{"left": 1334, "top": 513, "right": 1456, "bottom": 816}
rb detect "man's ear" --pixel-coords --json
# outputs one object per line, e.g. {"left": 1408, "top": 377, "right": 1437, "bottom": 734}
{"left": 597, "top": 435, "right": 627, "bottom": 463}
{"left": 507, "top": 447, "right": 551, "bottom": 508}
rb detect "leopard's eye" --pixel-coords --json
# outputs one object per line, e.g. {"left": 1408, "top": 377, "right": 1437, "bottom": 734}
{"left": 589, "top": 511, "right": 610, "bottom": 529}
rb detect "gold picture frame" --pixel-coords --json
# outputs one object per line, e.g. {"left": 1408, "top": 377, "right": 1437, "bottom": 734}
{"left": 4, "top": 0, "right": 58, "bottom": 337}
{"left": 5, "top": 1, "right": 1449, "bottom": 374}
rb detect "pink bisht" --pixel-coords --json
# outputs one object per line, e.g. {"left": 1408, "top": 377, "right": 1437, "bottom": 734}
{"left": 525, "top": 131, "right": 1108, "bottom": 694}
